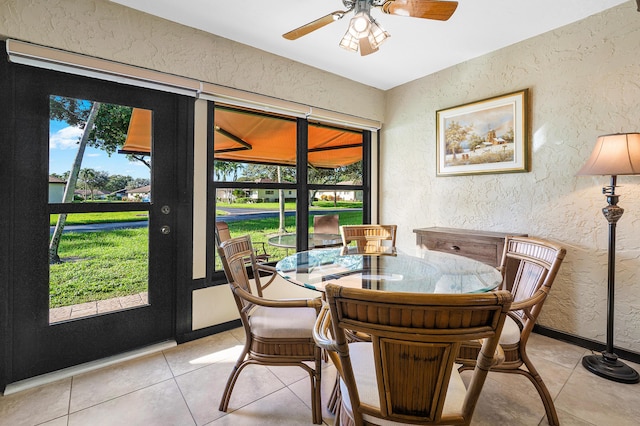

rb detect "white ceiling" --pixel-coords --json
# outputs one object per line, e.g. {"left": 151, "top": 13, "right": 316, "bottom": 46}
{"left": 111, "top": 0, "right": 629, "bottom": 90}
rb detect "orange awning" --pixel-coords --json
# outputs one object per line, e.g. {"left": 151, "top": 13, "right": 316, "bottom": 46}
{"left": 120, "top": 107, "right": 152, "bottom": 154}
{"left": 121, "top": 106, "right": 363, "bottom": 169}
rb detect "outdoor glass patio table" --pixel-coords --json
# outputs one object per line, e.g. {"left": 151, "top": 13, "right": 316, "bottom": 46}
{"left": 275, "top": 247, "right": 502, "bottom": 294}
{"left": 267, "top": 233, "right": 343, "bottom": 249}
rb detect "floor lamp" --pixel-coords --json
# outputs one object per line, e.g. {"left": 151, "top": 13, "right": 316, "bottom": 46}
{"left": 577, "top": 132, "right": 640, "bottom": 384}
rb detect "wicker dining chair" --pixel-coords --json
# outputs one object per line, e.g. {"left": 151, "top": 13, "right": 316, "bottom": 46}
{"left": 215, "top": 221, "right": 276, "bottom": 296}
{"left": 456, "top": 236, "right": 566, "bottom": 426}
{"left": 217, "top": 235, "right": 324, "bottom": 424}
{"left": 315, "top": 283, "right": 513, "bottom": 426}
{"left": 326, "top": 224, "right": 399, "bottom": 413}
{"left": 339, "top": 224, "right": 397, "bottom": 252}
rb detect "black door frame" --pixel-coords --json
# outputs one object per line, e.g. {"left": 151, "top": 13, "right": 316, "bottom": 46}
{"left": 0, "top": 50, "right": 193, "bottom": 389}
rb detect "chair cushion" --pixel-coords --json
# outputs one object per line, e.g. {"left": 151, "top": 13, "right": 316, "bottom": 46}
{"left": 499, "top": 315, "right": 521, "bottom": 346}
{"left": 249, "top": 306, "right": 317, "bottom": 339}
{"left": 339, "top": 342, "right": 466, "bottom": 425}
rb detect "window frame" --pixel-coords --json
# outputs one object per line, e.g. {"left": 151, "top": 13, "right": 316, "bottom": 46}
{"left": 208, "top": 105, "right": 372, "bottom": 285}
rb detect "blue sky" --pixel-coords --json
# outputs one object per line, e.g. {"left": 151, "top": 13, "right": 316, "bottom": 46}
{"left": 49, "top": 120, "right": 150, "bottom": 179}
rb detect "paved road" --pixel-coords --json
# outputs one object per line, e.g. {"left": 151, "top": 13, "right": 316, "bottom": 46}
{"left": 52, "top": 208, "right": 358, "bottom": 233}
{"left": 50, "top": 221, "right": 149, "bottom": 234}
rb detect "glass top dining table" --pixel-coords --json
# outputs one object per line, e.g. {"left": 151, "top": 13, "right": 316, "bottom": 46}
{"left": 275, "top": 247, "right": 503, "bottom": 294}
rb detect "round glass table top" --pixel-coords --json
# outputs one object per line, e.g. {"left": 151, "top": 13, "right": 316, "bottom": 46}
{"left": 275, "top": 248, "right": 502, "bottom": 294}
{"left": 267, "top": 233, "right": 343, "bottom": 249}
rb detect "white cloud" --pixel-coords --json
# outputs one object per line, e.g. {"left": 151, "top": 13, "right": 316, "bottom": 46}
{"left": 87, "top": 153, "right": 101, "bottom": 157}
{"left": 50, "top": 126, "right": 83, "bottom": 150}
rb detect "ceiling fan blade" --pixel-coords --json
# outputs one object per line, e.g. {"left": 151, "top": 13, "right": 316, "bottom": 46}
{"left": 283, "top": 11, "right": 346, "bottom": 40}
{"left": 381, "top": 0, "right": 458, "bottom": 21}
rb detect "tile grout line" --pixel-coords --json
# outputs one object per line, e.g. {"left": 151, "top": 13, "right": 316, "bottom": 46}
{"left": 3, "top": 340, "right": 176, "bottom": 396}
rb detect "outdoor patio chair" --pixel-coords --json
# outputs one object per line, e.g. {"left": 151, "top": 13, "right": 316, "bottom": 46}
{"left": 315, "top": 283, "right": 512, "bottom": 425}
{"left": 456, "top": 236, "right": 566, "bottom": 426}
{"left": 215, "top": 221, "right": 271, "bottom": 263}
{"left": 313, "top": 214, "right": 339, "bottom": 234}
{"left": 215, "top": 221, "right": 276, "bottom": 296}
{"left": 217, "top": 235, "right": 324, "bottom": 424}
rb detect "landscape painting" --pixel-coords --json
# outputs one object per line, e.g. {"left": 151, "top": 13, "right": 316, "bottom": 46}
{"left": 436, "top": 89, "right": 528, "bottom": 176}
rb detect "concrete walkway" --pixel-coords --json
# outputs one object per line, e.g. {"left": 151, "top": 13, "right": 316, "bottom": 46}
{"left": 49, "top": 292, "right": 148, "bottom": 323}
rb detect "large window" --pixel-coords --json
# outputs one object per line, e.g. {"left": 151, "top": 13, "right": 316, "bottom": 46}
{"left": 211, "top": 104, "right": 370, "bottom": 274}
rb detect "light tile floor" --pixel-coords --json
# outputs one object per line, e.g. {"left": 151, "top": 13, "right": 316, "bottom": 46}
{"left": 1, "top": 328, "right": 639, "bottom": 425}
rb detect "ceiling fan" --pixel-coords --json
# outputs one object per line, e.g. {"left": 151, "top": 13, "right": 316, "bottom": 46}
{"left": 283, "top": 0, "right": 459, "bottom": 56}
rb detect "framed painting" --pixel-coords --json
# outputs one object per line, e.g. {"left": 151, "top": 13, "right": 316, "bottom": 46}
{"left": 436, "top": 89, "right": 529, "bottom": 176}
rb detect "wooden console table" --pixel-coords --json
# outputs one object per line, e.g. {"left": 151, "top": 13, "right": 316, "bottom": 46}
{"left": 413, "top": 227, "right": 527, "bottom": 267}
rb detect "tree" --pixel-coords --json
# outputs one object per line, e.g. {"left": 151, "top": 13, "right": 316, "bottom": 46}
{"left": 307, "top": 161, "right": 363, "bottom": 206}
{"left": 87, "top": 104, "right": 133, "bottom": 155}
{"left": 49, "top": 97, "right": 144, "bottom": 263}
{"left": 502, "top": 127, "right": 515, "bottom": 143}
{"left": 90, "top": 104, "right": 152, "bottom": 168}
{"left": 104, "top": 174, "right": 133, "bottom": 193}
{"left": 214, "top": 161, "right": 232, "bottom": 181}
{"left": 243, "top": 163, "right": 296, "bottom": 182}
{"left": 127, "top": 177, "right": 150, "bottom": 190}
{"left": 79, "top": 168, "right": 109, "bottom": 199}
{"left": 445, "top": 121, "right": 472, "bottom": 160}
{"left": 49, "top": 101, "right": 101, "bottom": 264}
{"left": 214, "top": 161, "right": 246, "bottom": 181}
{"left": 468, "top": 133, "right": 485, "bottom": 152}
{"left": 78, "top": 168, "right": 96, "bottom": 199}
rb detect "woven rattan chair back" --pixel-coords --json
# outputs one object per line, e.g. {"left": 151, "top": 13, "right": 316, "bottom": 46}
{"left": 215, "top": 222, "right": 275, "bottom": 296}
{"left": 501, "top": 236, "right": 566, "bottom": 326}
{"left": 319, "top": 284, "right": 512, "bottom": 425}
{"left": 457, "top": 236, "right": 566, "bottom": 426}
{"left": 340, "top": 224, "right": 397, "bottom": 251}
{"left": 217, "top": 235, "right": 323, "bottom": 424}
{"left": 218, "top": 235, "right": 258, "bottom": 300}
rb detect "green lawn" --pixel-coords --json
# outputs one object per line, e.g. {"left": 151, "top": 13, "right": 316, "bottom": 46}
{"left": 50, "top": 208, "right": 363, "bottom": 308}
{"left": 50, "top": 227, "right": 149, "bottom": 308}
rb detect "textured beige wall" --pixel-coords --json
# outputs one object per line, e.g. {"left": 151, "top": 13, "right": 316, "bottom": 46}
{"left": 0, "top": 0, "right": 384, "bottom": 121}
{"left": 383, "top": 2, "right": 640, "bottom": 352}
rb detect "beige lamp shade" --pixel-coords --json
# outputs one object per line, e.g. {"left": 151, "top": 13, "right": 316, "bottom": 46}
{"left": 577, "top": 133, "right": 640, "bottom": 176}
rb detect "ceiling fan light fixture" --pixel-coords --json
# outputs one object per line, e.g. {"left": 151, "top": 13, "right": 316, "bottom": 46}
{"left": 339, "top": 31, "right": 360, "bottom": 53}
{"left": 347, "top": 12, "right": 371, "bottom": 38}
{"left": 283, "top": 0, "right": 459, "bottom": 54}
{"left": 368, "top": 18, "right": 390, "bottom": 48}
{"left": 340, "top": 7, "right": 390, "bottom": 55}
{"left": 358, "top": 33, "right": 379, "bottom": 56}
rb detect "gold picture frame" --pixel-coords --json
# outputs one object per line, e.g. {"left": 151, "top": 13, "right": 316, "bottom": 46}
{"left": 436, "top": 89, "right": 529, "bottom": 176}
